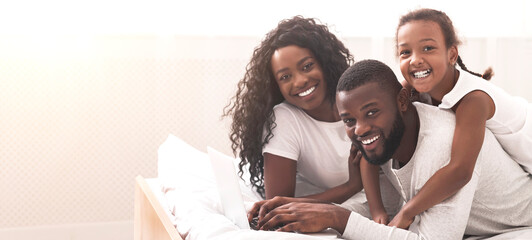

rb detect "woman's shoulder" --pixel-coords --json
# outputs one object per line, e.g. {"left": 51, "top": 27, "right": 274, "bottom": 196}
{"left": 273, "top": 102, "right": 306, "bottom": 119}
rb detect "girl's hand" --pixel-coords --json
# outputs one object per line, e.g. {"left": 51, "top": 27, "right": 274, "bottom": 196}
{"left": 373, "top": 211, "right": 389, "bottom": 225}
{"left": 388, "top": 210, "right": 414, "bottom": 229}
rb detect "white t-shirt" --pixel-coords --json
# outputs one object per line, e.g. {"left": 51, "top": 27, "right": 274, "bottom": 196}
{"left": 262, "top": 102, "right": 352, "bottom": 195}
{"left": 342, "top": 103, "right": 532, "bottom": 240}
{"left": 439, "top": 67, "right": 532, "bottom": 173}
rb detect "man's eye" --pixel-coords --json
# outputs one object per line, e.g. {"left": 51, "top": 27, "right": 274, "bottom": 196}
{"left": 367, "top": 110, "right": 378, "bottom": 116}
{"left": 343, "top": 119, "right": 354, "bottom": 124}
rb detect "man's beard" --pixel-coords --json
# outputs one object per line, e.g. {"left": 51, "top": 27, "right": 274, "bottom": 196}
{"left": 358, "top": 111, "right": 405, "bottom": 165}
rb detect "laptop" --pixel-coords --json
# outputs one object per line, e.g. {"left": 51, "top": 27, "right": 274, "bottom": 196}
{"left": 207, "top": 147, "right": 339, "bottom": 238}
{"left": 208, "top": 146, "right": 252, "bottom": 229}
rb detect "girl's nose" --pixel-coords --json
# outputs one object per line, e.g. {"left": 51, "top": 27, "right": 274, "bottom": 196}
{"left": 410, "top": 53, "right": 424, "bottom": 66}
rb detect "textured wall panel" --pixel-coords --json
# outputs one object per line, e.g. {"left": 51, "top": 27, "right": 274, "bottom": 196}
{"left": 0, "top": 35, "right": 530, "bottom": 228}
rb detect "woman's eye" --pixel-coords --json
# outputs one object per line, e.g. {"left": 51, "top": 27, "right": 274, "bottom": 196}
{"left": 302, "top": 62, "right": 314, "bottom": 71}
{"left": 279, "top": 74, "right": 290, "bottom": 81}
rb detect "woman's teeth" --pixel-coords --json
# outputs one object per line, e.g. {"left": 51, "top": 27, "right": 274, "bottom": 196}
{"left": 298, "top": 86, "right": 316, "bottom": 97}
{"left": 413, "top": 69, "right": 431, "bottom": 78}
{"left": 362, "top": 135, "right": 379, "bottom": 145}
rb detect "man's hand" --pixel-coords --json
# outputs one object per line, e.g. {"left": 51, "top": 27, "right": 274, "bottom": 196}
{"left": 247, "top": 196, "right": 324, "bottom": 223}
{"left": 257, "top": 202, "right": 351, "bottom": 234}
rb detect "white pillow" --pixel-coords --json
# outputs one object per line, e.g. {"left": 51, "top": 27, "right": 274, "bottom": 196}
{"left": 157, "top": 134, "right": 213, "bottom": 189}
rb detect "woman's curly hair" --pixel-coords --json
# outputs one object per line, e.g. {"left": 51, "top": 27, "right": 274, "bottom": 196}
{"left": 223, "top": 16, "right": 353, "bottom": 198}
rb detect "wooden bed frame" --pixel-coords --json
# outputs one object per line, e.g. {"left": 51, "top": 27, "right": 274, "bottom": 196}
{"left": 134, "top": 175, "right": 184, "bottom": 240}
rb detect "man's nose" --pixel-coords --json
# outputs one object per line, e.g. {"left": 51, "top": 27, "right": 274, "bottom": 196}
{"left": 353, "top": 120, "right": 370, "bottom": 137}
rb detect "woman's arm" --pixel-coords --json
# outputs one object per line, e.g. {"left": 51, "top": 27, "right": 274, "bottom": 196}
{"left": 264, "top": 145, "right": 363, "bottom": 203}
{"left": 263, "top": 153, "right": 297, "bottom": 199}
{"left": 361, "top": 159, "right": 388, "bottom": 224}
{"left": 302, "top": 144, "right": 363, "bottom": 204}
{"left": 389, "top": 90, "right": 494, "bottom": 229}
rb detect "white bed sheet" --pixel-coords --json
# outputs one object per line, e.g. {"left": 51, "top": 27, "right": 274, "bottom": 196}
{"left": 156, "top": 134, "right": 532, "bottom": 240}
{"left": 157, "top": 134, "right": 341, "bottom": 240}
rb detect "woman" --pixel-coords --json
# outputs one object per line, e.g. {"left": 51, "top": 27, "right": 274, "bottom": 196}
{"left": 224, "top": 16, "right": 362, "bottom": 203}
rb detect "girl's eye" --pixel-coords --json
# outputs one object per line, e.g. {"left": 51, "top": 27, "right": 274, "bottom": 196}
{"left": 302, "top": 62, "right": 314, "bottom": 71}
{"left": 399, "top": 50, "right": 411, "bottom": 57}
{"left": 423, "top": 46, "right": 435, "bottom": 51}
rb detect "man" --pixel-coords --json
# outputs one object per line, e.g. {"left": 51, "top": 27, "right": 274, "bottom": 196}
{"left": 248, "top": 60, "right": 532, "bottom": 239}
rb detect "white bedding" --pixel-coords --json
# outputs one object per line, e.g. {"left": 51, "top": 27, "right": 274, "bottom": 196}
{"left": 157, "top": 134, "right": 341, "bottom": 240}
{"left": 156, "top": 134, "right": 532, "bottom": 240}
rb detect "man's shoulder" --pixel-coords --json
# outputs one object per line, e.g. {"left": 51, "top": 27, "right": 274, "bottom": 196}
{"left": 412, "top": 102, "right": 456, "bottom": 162}
{"left": 413, "top": 102, "right": 456, "bottom": 129}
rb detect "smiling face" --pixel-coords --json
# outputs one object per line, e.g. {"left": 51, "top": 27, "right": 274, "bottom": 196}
{"left": 397, "top": 20, "right": 458, "bottom": 100}
{"left": 271, "top": 45, "right": 331, "bottom": 120}
{"left": 336, "top": 82, "right": 405, "bottom": 165}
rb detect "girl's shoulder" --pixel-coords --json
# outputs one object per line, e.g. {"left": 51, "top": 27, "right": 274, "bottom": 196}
{"left": 439, "top": 68, "right": 495, "bottom": 110}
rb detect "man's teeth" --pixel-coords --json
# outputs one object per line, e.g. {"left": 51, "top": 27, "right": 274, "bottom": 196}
{"left": 361, "top": 135, "right": 379, "bottom": 145}
{"left": 413, "top": 69, "right": 431, "bottom": 78}
{"left": 298, "top": 86, "right": 316, "bottom": 97}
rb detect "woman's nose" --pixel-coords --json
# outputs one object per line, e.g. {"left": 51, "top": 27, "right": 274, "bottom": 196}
{"left": 293, "top": 72, "right": 308, "bottom": 88}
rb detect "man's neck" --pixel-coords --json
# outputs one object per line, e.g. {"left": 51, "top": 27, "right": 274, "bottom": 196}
{"left": 393, "top": 103, "right": 420, "bottom": 167}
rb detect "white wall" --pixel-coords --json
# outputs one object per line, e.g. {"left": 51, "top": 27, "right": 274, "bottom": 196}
{"left": 0, "top": 0, "right": 531, "bottom": 239}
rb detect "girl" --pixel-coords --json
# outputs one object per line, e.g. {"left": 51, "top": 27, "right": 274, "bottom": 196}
{"left": 223, "top": 16, "right": 364, "bottom": 203}
{"left": 363, "top": 8, "right": 532, "bottom": 228}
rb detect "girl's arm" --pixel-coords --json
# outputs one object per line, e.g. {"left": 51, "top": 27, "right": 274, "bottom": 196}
{"left": 361, "top": 159, "right": 388, "bottom": 224}
{"left": 389, "top": 90, "right": 494, "bottom": 229}
{"left": 264, "top": 145, "right": 363, "bottom": 203}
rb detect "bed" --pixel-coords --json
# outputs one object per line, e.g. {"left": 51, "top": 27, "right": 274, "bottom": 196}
{"left": 134, "top": 175, "right": 183, "bottom": 240}
{"left": 134, "top": 134, "right": 532, "bottom": 240}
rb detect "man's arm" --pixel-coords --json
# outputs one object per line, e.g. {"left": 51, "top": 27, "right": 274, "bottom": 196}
{"left": 257, "top": 166, "right": 480, "bottom": 240}
{"left": 342, "top": 165, "right": 480, "bottom": 240}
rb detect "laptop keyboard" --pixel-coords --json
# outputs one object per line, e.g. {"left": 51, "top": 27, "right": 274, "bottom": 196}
{"left": 250, "top": 216, "right": 282, "bottom": 231}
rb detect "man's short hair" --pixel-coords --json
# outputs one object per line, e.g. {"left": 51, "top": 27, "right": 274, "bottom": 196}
{"left": 337, "top": 59, "right": 402, "bottom": 95}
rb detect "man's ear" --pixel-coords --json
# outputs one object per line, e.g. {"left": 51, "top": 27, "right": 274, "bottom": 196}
{"left": 397, "top": 88, "right": 410, "bottom": 112}
{"left": 448, "top": 45, "right": 458, "bottom": 65}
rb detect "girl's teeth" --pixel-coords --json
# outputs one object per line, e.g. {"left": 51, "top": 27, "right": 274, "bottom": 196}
{"left": 298, "top": 86, "right": 316, "bottom": 97}
{"left": 362, "top": 135, "right": 379, "bottom": 145}
{"left": 413, "top": 69, "right": 431, "bottom": 78}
